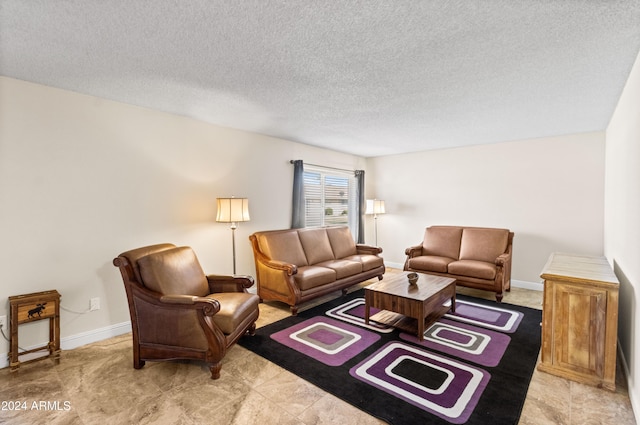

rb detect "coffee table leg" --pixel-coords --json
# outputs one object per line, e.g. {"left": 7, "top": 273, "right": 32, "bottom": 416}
{"left": 364, "top": 293, "right": 370, "bottom": 325}
{"left": 418, "top": 304, "right": 425, "bottom": 341}
{"left": 451, "top": 289, "right": 456, "bottom": 313}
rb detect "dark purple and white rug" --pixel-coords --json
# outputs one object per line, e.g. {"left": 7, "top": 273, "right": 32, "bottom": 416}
{"left": 240, "top": 290, "right": 541, "bottom": 425}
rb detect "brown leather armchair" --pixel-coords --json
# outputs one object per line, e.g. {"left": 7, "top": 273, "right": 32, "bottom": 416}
{"left": 113, "top": 243, "right": 259, "bottom": 379}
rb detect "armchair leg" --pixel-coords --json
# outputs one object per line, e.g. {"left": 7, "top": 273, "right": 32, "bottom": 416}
{"left": 133, "top": 354, "right": 145, "bottom": 369}
{"left": 209, "top": 362, "right": 222, "bottom": 379}
{"left": 248, "top": 323, "right": 256, "bottom": 336}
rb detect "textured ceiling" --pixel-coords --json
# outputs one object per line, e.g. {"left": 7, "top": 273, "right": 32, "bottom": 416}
{"left": 2, "top": 1, "right": 640, "bottom": 157}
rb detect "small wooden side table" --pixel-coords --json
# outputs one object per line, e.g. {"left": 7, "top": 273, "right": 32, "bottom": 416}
{"left": 8, "top": 290, "right": 61, "bottom": 371}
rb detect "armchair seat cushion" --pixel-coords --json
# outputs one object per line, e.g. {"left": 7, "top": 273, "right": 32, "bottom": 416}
{"left": 447, "top": 260, "right": 497, "bottom": 280}
{"left": 294, "top": 266, "right": 337, "bottom": 290}
{"left": 207, "top": 292, "right": 260, "bottom": 335}
{"left": 406, "top": 255, "right": 455, "bottom": 273}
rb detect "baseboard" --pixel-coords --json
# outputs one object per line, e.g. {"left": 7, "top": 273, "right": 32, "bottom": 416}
{"left": 384, "top": 261, "right": 405, "bottom": 270}
{"left": 511, "top": 279, "right": 543, "bottom": 291}
{"left": 0, "top": 321, "right": 132, "bottom": 370}
{"left": 618, "top": 341, "right": 639, "bottom": 422}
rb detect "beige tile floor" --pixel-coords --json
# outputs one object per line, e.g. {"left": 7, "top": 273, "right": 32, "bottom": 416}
{"left": 0, "top": 270, "right": 636, "bottom": 424}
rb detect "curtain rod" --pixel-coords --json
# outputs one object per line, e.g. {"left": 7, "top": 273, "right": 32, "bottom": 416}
{"left": 290, "top": 160, "right": 359, "bottom": 174}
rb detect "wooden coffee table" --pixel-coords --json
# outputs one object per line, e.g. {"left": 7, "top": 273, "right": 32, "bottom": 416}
{"left": 365, "top": 272, "right": 456, "bottom": 340}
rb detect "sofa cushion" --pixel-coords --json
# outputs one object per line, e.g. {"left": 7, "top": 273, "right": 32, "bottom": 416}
{"left": 294, "top": 266, "right": 337, "bottom": 290}
{"left": 138, "top": 247, "right": 209, "bottom": 297}
{"left": 316, "top": 259, "right": 363, "bottom": 279}
{"left": 407, "top": 255, "right": 455, "bottom": 273}
{"left": 326, "top": 226, "right": 358, "bottom": 258}
{"left": 459, "top": 228, "right": 509, "bottom": 263}
{"left": 344, "top": 254, "right": 384, "bottom": 271}
{"left": 298, "top": 228, "right": 335, "bottom": 264}
{"left": 447, "top": 259, "right": 497, "bottom": 280}
{"left": 422, "top": 226, "right": 463, "bottom": 259}
{"left": 257, "top": 230, "right": 308, "bottom": 266}
{"left": 206, "top": 292, "right": 259, "bottom": 335}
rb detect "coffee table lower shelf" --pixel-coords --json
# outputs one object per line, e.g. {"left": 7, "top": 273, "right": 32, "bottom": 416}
{"left": 369, "top": 305, "right": 451, "bottom": 337}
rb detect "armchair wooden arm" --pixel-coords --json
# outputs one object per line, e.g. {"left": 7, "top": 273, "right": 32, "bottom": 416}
{"left": 207, "top": 274, "right": 255, "bottom": 293}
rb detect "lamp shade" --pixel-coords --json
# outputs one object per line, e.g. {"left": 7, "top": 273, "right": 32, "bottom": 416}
{"left": 365, "top": 199, "right": 385, "bottom": 215}
{"left": 216, "top": 197, "right": 250, "bottom": 223}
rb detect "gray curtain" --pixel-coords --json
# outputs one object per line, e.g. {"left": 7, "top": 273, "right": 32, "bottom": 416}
{"left": 291, "top": 160, "right": 305, "bottom": 228}
{"left": 355, "top": 170, "right": 365, "bottom": 243}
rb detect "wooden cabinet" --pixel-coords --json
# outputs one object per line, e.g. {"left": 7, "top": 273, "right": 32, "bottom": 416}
{"left": 538, "top": 253, "right": 619, "bottom": 391}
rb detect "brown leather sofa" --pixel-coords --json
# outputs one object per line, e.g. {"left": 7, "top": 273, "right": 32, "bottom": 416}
{"left": 249, "top": 226, "right": 385, "bottom": 314}
{"left": 404, "top": 226, "right": 513, "bottom": 301}
{"left": 113, "top": 243, "right": 260, "bottom": 379}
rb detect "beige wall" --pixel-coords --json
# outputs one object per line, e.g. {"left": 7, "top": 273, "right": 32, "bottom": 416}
{"left": 365, "top": 132, "right": 606, "bottom": 285}
{"left": 0, "top": 76, "right": 366, "bottom": 355}
{"left": 605, "top": 48, "right": 640, "bottom": 415}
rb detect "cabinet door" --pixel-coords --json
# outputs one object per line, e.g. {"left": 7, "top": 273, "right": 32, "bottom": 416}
{"left": 552, "top": 282, "right": 607, "bottom": 378}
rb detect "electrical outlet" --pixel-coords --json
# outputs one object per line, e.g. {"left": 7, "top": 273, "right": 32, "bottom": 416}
{"left": 0, "top": 315, "right": 6, "bottom": 329}
{"left": 90, "top": 297, "right": 100, "bottom": 311}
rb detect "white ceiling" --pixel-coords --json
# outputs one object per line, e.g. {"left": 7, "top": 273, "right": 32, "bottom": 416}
{"left": 2, "top": 1, "right": 640, "bottom": 157}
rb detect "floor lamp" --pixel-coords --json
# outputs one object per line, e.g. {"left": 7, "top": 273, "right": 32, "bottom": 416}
{"left": 216, "top": 197, "right": 250, "bottom": 275}
{"left": 365, "top": 199, "right": 385, "bottom": 246}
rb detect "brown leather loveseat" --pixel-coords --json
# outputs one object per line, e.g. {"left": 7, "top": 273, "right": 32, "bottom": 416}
{"left": 249, "top": 226, "right": 385, "bottom": 314}
{"left": 404, "top": 226, "right": 513, "bottom": 302}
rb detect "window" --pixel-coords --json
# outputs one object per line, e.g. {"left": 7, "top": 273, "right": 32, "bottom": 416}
{"left": 303, "top": 166, "right": 357, "bottom": 232}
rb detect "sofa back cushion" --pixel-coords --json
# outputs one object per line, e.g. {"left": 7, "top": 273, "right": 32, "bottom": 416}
{"left": 326, "top": 226, "right": 358, "bottom": 258}
{"left": 298, "top": 228, "right": 335, "bottom": 264}
{"left": 422, "top": 226, "right": 463, "bottom": 259}
{"left": 256, "top": 230, "right": 308, "bottom": 266}
{"left": 138, "top": 246, "right": 209, "bottom": 297}
{"left": 459, "top": 228, "right": 509, "bottom": 263}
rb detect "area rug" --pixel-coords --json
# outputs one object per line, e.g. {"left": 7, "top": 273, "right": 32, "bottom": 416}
{"left": 239, "top": 289, "right": 541, "bottom": 425}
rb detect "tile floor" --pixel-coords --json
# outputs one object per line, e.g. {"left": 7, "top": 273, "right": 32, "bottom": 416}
{"left": 0, "top": 270, "right": 636, "bottom": 424}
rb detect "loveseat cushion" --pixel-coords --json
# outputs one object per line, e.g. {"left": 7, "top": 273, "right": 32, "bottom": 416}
{"left": 326, "top": 226, "right": 358, "bottom": 258}
{"left": 138, "top": 246, "right": 209, "bottom": 297}
{"left": 206, "top": 292, "right": 260, "bottom": 335}
{"left": 343, "top": 254, "right": 384, "bottom": 271}
{"left": 459, "top": 228, "right": 509, "bottom": 263}
{"left": 316, "top": 259, "right": 362, "bottom": 279}
{"left": 447, "top": 259, "right": 497, "bottom": 280}
{"left": 294, "top": 266, "right": 337, "bottom": 290}
{"left": 422, "top": 226, "right": 463, "bottom": 259}
{"left": 298, "top": 228, "right": 335, "bottom": 264}
{"left": 257, "top": 230, "right": 308, "bottom": 266}
{"left": 407, "top": 255, "right": 455, "bottom": 273}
